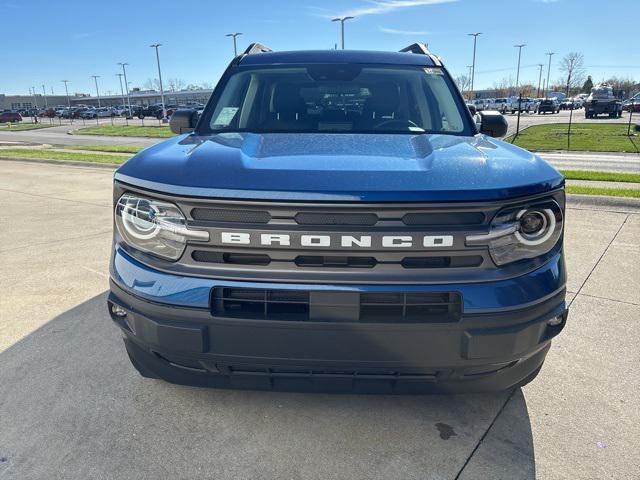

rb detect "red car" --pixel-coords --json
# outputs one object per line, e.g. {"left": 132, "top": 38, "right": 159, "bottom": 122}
{"left": 623, "top": 100, "right": 640, "bottom": 113}
{"left": 0, "top": 111, "right": 22, "bottom": 123}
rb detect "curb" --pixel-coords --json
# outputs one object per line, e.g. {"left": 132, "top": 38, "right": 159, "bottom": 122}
{"left": 0, "top": 156, "right": 120, "bottom": 169}
{"left": 567, "top": 193, "right": 640, "bottom": 212}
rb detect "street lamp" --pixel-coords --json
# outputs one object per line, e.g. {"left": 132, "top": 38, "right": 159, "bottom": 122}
{"left": 536, "top": 64, "right": 544, "bottom": 98}
{"left": 116, "top": 73, "right": 127, "bottom": 114}
{"left": 466, "top": 65, "right": 473, "bottom": 98}
{"left": 331, "top": 16, "right": 354, "bottom": 50}
{"left": 61, "top": 80, "right": 71, "bottom": 108}
{"left": 30, "top": 86, "right": 38, "bottom": 109}
{"left": 225, "top": 32, "right": 243, "bottom": 57}
{"left": 118, "top": 62, "right": 132, "bottom": 117}
{"left": 514, "top": 44, "right": 526, "bottom": 92}
{"left": 545, "top": 52, "right": 555, "bottom": 98}
{"left": 90, "top": 75, "right": 101, "bottom": 107}
{"left": 467, "top": 33, "right": 481, "bottom": 98}
{"left": 150, "top": 44, "right": 166, "bottom": 120}
{"left": 41, "top": 84, "right": 48, "bottom": 109}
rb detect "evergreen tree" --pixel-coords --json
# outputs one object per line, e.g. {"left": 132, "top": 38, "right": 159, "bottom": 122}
{"left": 582, "top": 76, "right": 593, "bottom": 94}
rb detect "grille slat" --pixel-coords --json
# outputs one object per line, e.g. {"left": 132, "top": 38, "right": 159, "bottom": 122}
{"left": 212, "top": 287, "right": 462, "bottom": 323}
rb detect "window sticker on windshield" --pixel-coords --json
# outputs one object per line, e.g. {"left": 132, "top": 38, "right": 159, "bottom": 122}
{"left": 423, "top": 68, "right": 443, "bottom": 75}
{"left": 213, "top": 107, "right": 239, "bottom": 125}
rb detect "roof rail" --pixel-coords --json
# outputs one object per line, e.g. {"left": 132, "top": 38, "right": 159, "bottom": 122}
{"left": 399, "top": 43, "right": 442, "bottom": 66}
{"left": 243, "top": 43, "right": 273, "bottom": 55}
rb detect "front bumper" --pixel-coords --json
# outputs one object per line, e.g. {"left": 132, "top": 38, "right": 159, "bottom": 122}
{"left": 108, "top": 247, "right": 567, "bottom": 393}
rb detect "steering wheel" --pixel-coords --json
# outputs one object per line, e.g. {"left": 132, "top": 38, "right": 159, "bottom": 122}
{"left": 373, "top": 119, "right": 420, "bottom": 130}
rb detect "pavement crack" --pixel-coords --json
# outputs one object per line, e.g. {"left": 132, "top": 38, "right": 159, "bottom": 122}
{"left": 569, "top": 214, "right": 630, "bottom": 307}
{"left": 0, "top": 230, "right": 112, "bottom": 253}
{"left": 453, "top": 388, "right": 517, "bottom": 480}
{"left": 0, "top": 187, "right": 110, "bottom": 208}
{"left": 574, "top": 292, "right": 639, "bottom": 307}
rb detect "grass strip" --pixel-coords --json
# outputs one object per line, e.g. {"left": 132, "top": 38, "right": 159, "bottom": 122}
{"left": 566, "top": 185, "right": 640, "bottom": 198}
{"left": 65, "top": 144, "right": 145, "bottom": 154}
{"left": 74, "top": 125, "right": 172, "bottom": 138}
{"left": 0, "top": 148, "right": 128, "bottom": 164}
{"left": 507, "top": 123, "right": 638, "bottom": 153}
{"left": 0, "top": 123, "right": 55, "bottom": 131}
{"left": 560, "top": 170, "right": 640, "bottom": 183}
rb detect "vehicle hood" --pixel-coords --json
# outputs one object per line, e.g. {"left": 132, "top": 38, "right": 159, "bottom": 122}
{"left": 115, "top": 133, "right": 563, "bottom": 202}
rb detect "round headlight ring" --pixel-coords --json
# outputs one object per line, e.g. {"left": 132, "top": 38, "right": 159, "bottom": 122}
{"left": 515, "top": 208, "right": 556, "bottom": 246}
{"left": 121, "top": 198, "right": 161, "bottom": 240}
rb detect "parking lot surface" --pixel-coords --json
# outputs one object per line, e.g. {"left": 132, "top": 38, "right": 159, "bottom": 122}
{"left": 1, "top": 160, "right": 639, "bottom": 480}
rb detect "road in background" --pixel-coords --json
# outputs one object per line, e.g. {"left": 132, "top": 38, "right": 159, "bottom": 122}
{"left": 1, "top": 160, "right": 638, "bottom": 479}
{"left": 1, "top": 109, "right": 638, "bottom": 172}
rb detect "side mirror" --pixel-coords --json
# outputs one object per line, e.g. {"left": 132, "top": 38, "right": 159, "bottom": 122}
{"left": 169, "top": 109, "right": 198, "bottom": 134}
{"left": 478, "top": 110, "right": 508, "bottom": 137}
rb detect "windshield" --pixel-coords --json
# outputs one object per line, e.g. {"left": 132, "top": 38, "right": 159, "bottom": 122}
{"left": 200, "top": 64, "right": 471, "bottom": 135}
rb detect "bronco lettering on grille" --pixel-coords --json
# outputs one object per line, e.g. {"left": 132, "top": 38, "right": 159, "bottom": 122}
{"left": 220, "top": 232, "right": 454, "bottom": 248}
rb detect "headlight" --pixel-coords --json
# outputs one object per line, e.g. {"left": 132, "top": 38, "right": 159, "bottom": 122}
{"left": 466, "top": 199, "right": 563, "bottom": 266}
{"left": 115, "top": 193, "right": 209, "bottom": 261}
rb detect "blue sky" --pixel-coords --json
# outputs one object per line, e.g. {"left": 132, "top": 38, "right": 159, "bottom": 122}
{"left": 1, "top": 0, "right": 638, "bottom": 96}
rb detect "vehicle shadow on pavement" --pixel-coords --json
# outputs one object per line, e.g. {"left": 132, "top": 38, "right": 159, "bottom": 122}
{"left": 0, "top": 293, "right": 535, "bottom": 480}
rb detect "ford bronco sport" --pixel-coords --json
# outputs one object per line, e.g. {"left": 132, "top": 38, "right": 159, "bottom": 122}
{"left": 108, "top": 43, "right": 567, "bottom": 394}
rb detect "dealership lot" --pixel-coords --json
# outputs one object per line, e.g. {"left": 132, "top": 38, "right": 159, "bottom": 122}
{"left": 0, "top": 160, "right": 638, "bottom": 479}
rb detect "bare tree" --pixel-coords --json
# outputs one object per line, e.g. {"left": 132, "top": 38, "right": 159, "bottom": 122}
{"left": 559, "top": 52, "right": 586, "bottom": 96}
{"left": 143, "top": 78, "right": 161, "bottom": 91}
{"left": 200, "top": 82, "right": 214, "bottom": 90}
{"left": 493, "top": 76, "right": 514, "bottom": 97}
{"left": 167, "top": 78, "right": 186, "bottom": 92}
{"left": 455, "top": 74, "right": 471, "bottom": 95}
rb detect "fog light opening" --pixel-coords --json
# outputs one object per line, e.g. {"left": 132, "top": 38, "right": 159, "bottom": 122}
{"left": 111, "top": 304, "right": 128, "bottom": 318}
{"left": 547, "top": 315, "right": 564, "bottom": 327}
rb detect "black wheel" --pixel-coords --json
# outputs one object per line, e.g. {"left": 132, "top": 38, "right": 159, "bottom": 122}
{"left": 138, "top": 114, "right": 144, "bottom": 120}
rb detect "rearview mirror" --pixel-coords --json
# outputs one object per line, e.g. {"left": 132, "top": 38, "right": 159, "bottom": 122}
{"left": 478, "top": 110, "right": 508, "bottom": 138}
{"left": 170, "top": 109, "right": 199, "bottom": 134}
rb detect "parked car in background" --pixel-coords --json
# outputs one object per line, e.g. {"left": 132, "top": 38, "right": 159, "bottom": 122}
{"left": 537, "top": 98, "right": 560, "bottom": 114}
{"left": 80, "top": 108, "right": 98, "bottom": 119}
{"left": 95, "top": 107, "right": 115, "bottom": 118}
{"left": 490, "top": 98, "right": 510, "bottom": 113}
{"left": 137, "top": 104, "right": 165, "bottom": 119}
{"left": 471, "top": 98, "right": 490, "bottom": 111}
{"left": 0, "top": 111, "right": 23, "bottom": 123}
{"left": 509, "top": 97, "right": 537, "bottom": 113}
{"left": 622, "top": 99, "right": 640, "bottom": 113}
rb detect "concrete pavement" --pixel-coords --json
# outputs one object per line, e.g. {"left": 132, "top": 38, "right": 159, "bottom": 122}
{"left": 0, "top": 160, "right": 639, "bottom": 480}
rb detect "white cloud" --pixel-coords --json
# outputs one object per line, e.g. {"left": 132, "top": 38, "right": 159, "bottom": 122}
{"left": 379, "top": 26, "right": 430, "bottom": 35}
{"left": 318, "top": 0, "right": 458, "bottom": 19}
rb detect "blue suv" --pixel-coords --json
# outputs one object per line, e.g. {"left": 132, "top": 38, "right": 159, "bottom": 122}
{"left": 108, "top": 43, "right": 567, "bottom": 393}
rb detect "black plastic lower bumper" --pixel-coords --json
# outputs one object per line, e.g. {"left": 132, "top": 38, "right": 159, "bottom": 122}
{"left": 108, "top": 280, "right": 567, "bottom": 394}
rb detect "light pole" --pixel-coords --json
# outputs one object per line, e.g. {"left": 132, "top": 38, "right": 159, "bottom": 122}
{"left": 116, "top": 73, "right": 127, "bottom": 113}
{"left": 29, "top": 86, "right": 39, "bottom": 109}
{"left": 467, "top": 33, "right": 481, "bottom": 98}
{"left": 118, "top": 63, "right": 132, "bottom": 117}
{"left": 41, "top": 84, "right": 48, "bottom": 109}
{"left": 61, "top": 80, "right": 71, "bottom": 108}
{"left": 331, "top": 16, "right": 354, "bottom": 50}
{"left": 466, "top": 65, "right": 473, "bottom": 98}
{"left": 225, "top": 32, "right": 243, "bottom": 57}
{"left": 536, "top": 64, "right": 544, "bottom": 98}
{"left": 545, "top": 52, "right": 555, "bottom": 98}
{"left": 514, "top": 44, "right": 526, "bottom": 93}
{"left": 150, "top": 43, "right": 166, "bottom": 120}
{"left": 91, "top": 75, "right": 101, "bottom": 107}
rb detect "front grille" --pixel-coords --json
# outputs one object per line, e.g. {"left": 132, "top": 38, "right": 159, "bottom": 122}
{"left": 212, "top": 287, "right": 462, "bottom": 323}
{"left": 191, "top": 208, "right": 271, "bottom": 224}
{"left": 295, "top": 212, "right": 379, "bottom": 226}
